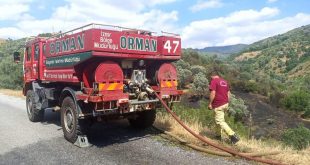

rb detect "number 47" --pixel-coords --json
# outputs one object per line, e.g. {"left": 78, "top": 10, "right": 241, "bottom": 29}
{"left": 164, "top": 40, "right": 179, "bottom": 53}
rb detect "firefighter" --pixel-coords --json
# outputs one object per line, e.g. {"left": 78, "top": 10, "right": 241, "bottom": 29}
{"left": 208, "top": 70, "right": 240, "bottom": 144}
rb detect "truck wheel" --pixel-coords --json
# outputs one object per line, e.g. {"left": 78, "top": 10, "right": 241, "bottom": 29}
{"left": 61, "top": 96, "right": 89, "bottom": 143}
{"left": 26, "top": 90, "right": 44, "bottom": 122}
{"left": 128, "top": 110, "right": 156, "bottom": 129}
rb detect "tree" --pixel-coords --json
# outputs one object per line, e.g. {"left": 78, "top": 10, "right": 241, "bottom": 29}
{"left": 190, "top": 65, "right": 206, "bottom": 75}
{"left": 175, "top": 59, "right": 190, "bottom": 70}
{"left": 0, "top": 39, "right": 24, "bottom": 89}
{"left": 178, "top": 68, "right": 192, "bottom": 88}
{"left": 190, "top": 72, "right": 209, "bottom": 96}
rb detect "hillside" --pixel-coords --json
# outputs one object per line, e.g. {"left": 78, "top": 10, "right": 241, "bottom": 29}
{"left": 233, "top": 25, "right": 310, "bottom": 79}
{"left": 197, "top": 44, "right": 248, "bottom": 58}
{"left": 0, "top": 38, "right": 6, "bottom": 45}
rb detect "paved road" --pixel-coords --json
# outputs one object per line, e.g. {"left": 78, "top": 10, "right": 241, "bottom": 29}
{"left": 0, "top": 93, "right": 249, "bottom": 165}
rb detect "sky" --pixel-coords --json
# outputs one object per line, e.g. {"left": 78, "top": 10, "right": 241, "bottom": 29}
{"left": 0, "top": 0, "right": 309, "bottom": 48}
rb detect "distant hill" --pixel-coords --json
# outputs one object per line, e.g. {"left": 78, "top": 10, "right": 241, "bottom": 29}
{"left": 233, "top": 24, "right": 310, "bottom": 79}
{"left": 197, "top": 44, "right": 248, "bottom": 58}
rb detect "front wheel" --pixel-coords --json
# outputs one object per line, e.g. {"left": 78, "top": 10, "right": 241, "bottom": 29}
{"left": 61, "top": 96, "right": 89, "bottom": 143}
{"left": 128, "top": 110, "right": 156, "bottom": 129}
{"left": 26, "top": 90, "right": 44, "bottom": 122}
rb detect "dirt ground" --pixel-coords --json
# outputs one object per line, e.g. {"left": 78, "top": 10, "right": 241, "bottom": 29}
{"left": 234, "top": 91, "right": 310, "bottom": 139}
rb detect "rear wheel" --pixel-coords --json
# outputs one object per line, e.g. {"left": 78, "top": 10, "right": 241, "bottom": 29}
{"left": 26, "top": 90, "right": 44, "bottom": 122}
{"left": 128, "top": 110, "right": 156, "bottom": 129}
{"left": 61, "top": 96, "right": 89, "bottom": 143}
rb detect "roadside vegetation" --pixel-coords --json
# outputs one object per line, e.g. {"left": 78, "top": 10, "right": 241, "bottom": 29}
{"left": 0, "top": 38, "right": 24, "bottom": 89}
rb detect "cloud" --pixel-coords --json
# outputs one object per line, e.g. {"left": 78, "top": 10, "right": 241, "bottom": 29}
{"left": 226, "top": 7, "right": 279, "bottom": 23}
{"left": 267, "top": 0, "right": 278, "bottom": 3}
{"left": 0, "top": 27, "right": 28, "bottom": 39}
{"left": 182, "top": 7, "right": 310, "bottom": 48}
{"left": 190, "top": 0, "right": 223, "bottom": 12}
{"left": 0, "top": 0, "right": 179, "bottom": 39}
{"left": 1, "top": 0, "right": 309, "bottom": 50}
{"left": 0, "top": 4, "right": 29, "bottom": 21}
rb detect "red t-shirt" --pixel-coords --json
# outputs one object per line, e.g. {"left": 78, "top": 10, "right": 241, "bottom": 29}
{"left": 209, "top": 77, "right": 230, "bottom": 108}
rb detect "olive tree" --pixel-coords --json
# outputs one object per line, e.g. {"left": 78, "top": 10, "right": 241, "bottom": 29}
{"left": 190, "top": 72, "right": 209, "bottom": 96}
{"left": 190, "top": 65, "right": 206, "bottom": 75}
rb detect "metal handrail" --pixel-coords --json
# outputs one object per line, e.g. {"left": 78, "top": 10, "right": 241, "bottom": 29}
{"left": 161, "top": 31, "right": 180, "bottom": 37}
{"left": 27, "top": 23, "right": 179, "bottom": 41}
{"left": 92, "top": 23, "right": 156, "bottom": 34}
{"left": 48, "top": 23, "right": 158, "bottom": 39}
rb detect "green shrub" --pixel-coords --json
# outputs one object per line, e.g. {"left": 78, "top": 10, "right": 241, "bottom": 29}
{"left": 0, "top": 39, "right": 24, "bottom": 89}
{"left": 228, "top": 94, "right": 249, "bottom": 121}
{"left": 243, "top": 81, "right": 259, "bottom": 93}
{"left": 190, "top": 72, "right": 209, "bottom": 96}
{"left": 177, "top": 68, "right": 192, "bottom": 88}
{"left": 281, "top": 91, "right": 310, "bottom": 112}
{"left": 0, "top": 58, "right": 23, "bottom": 89}
{"left": 281, "top": 126, "right": 310, "bottom": 150}
{"left": 190, "top": 65, "right": 206, "bottom": 75}
{"left": 301, "top": 107, "right": 310, "bottom": 119}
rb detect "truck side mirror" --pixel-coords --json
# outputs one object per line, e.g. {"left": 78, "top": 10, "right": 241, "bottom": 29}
{"left": 13, "top": 52, "right": 21, "bottom": 63}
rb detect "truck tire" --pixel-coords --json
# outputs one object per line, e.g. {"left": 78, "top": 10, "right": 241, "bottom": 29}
{"left": 128, "top": 110, "right": 156, "bottom": 129}
{"left": 26, "top": 90, "right": 44, "bottom": 122}
{"left": 61, "top": 96, "right": 89, "bottom": 143}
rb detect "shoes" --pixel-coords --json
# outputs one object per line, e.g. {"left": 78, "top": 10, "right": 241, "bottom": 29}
{"left": 229, "top": 134, "right": 240, "bottom": 144}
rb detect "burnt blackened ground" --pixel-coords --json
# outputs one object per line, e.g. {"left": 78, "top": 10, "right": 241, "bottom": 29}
{"left": 234, "top": 91, "right": 310, "bottom": 139}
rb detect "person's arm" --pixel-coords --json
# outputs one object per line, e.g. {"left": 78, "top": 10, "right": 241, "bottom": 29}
{"left": 228, "top": 91, "right": 231, "bottom": 102}
{"left": 208, "top": 79, "right": 216, "bottom": 110}
{"left": 208, "top": 90, "right": 215, "bottom": 110}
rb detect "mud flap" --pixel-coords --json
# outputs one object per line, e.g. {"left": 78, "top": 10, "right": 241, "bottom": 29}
{"left": 32, "top": 81, "right": 48, "bottom": 110}
{"left": 74, "top": 135, "right": 90, "bottom": 148}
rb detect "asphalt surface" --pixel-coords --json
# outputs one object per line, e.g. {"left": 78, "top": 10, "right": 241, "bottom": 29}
{"left": 0, "top": 93, "right": 249, "bottom": 165}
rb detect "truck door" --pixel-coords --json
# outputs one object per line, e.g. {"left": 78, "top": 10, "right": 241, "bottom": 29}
{"left": 24, "top": 46, "right": 32, "bottom": 81}
{"left": 32, "top": 43, "right": 40, "bottom": 79}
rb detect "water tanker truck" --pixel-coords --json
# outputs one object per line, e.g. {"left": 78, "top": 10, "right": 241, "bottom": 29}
{"left": 13, "top": 23, "right": 182, "bottom": 144}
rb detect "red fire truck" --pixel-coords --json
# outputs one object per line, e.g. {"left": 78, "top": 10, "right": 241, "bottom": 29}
{"left": 14, "top": 23, "right": 182, "bottom": 144}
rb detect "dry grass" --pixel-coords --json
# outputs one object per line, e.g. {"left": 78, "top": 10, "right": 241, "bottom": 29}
{"left": 234, "top": 51, "right": 261, "bottom": 61}
{"left": 155, "top": 112, "right": 310, "bottom": 165}
{"left": 155, "top": 112, "right": 205, "bottom": 145}
{"left": 0, "top": 89, "right": 24, "bottom": 98}
{"left": 288, "top": 60, "right": 310, "bottom": 78}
